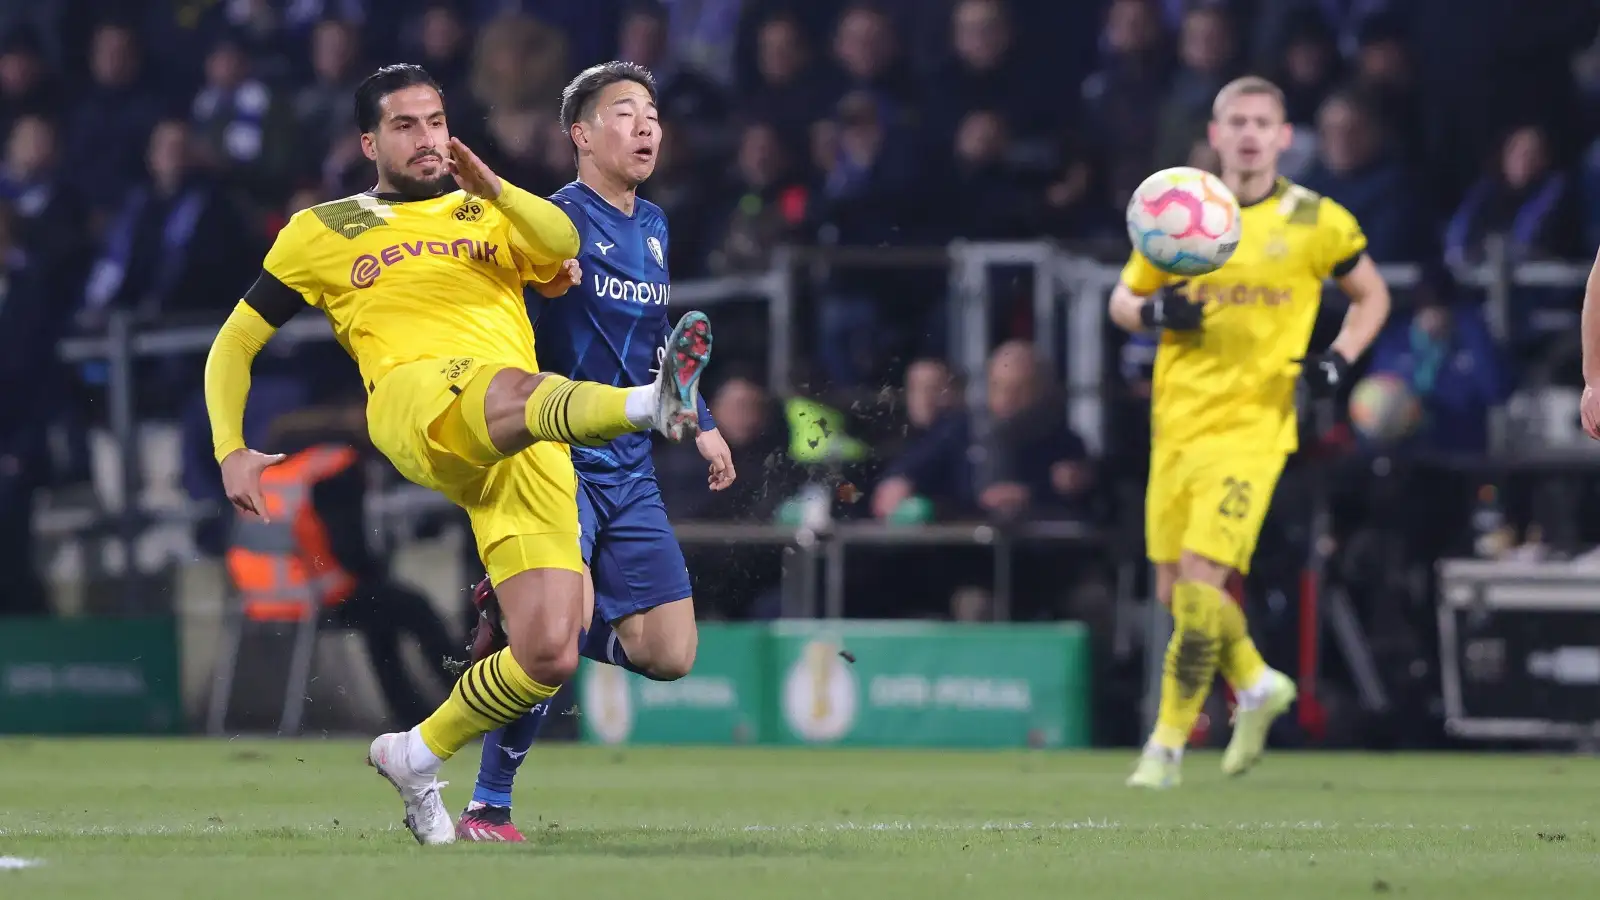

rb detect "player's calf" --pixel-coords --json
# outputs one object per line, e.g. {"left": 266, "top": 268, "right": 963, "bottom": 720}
{"left": 399, "top": 568, "right": 582, "bottom": 783}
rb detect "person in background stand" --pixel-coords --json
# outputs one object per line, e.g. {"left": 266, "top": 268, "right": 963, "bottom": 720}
{"left": 223, "top": 400, "right": 463, "bottom": 728}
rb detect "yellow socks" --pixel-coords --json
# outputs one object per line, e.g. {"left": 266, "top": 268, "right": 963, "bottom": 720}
{"left": 417, "top": 648, "right": 559, "bottom": 760}
{"left": 1217, "top": 594, "right": 1269, "bottom": 692}
{"left": 523, "top": 374, "right": 639, "bottom": 447}
{"left": 1152, "top": 580, "right": 1225, "bottom": 749}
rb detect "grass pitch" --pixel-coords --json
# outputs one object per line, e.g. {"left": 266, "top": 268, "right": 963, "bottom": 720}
{"left": 0, "top": 739, "right": 1594, "bottom": 899}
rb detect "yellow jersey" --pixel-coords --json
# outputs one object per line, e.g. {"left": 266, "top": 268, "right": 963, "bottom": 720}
{"left": 250, "top": 187, "right": 574, "bottom": 388}
{"left": 1120, "top": 177, "right": 1368, "bottom": 454}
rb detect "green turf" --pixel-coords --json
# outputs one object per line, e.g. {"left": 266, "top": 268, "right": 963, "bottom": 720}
{"left": 0, "top": 739, "right": 1594, "bottom": 899}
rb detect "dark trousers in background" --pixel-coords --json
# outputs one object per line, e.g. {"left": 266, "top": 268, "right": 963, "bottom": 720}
{"left": 335, "top": 577, "right": 461, "bottom": 728}
{"left": 837, "top": 542, "right": 1102, "bottom": 621}
{"left": 684, "top": 544, "right": 784, "bottom": 620}
{"left": 0, "top": 460, "right": 47, "bottom": 616}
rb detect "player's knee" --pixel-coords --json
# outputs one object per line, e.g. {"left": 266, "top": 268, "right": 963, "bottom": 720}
{"left": 499, "top": 571, "right": 585, "bottom": 687}
{"left": 1176, "top": 550, "right": 1230, "bottom": 588}
{"left": 1154, "top": 564, "right": 1178, "bottom": 607}
{"left": 482, "top": 368, "right": 554, "bottom": 455}
{"left": 643, "top": 625, "right": 697, "bottom": 681}
{"left": 615, "top": 600, "right": 698, "bottom": 680}
{"left": 541, "top": 643, "right": 581, "bottom": 686}
{"left": 507, "top": 627, "right": 579, "bottom": 686}
{"left": 485, "top": 368, "right": 548, "bottom": 407}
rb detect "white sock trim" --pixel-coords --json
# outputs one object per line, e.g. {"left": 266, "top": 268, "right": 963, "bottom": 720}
{"left": 1145, "top": 742, "right": 1182, "bottom": 763}
{"left": 1233, "top": 672, "right": 1276, "bottom": 711}
{"left": 623, "top": 384, "right": 654, "bottom": 427}
{"left": 405, "top": 725, "right": 444, "bottom": 774}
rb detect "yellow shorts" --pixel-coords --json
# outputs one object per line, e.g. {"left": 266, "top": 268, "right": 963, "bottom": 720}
{"left": 367, "top": 357, "right": 581, "bottom": 583}
{"left": 1145, "top": 443, "right": 1285, "bottom": 575}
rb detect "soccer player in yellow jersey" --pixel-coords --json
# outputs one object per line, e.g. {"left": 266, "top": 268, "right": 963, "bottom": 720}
{"left": 202, "top": 65, "right": 712, "bottom": 842}
{"left": 1110, "top": 76, "right": 1391, "bottom": 788}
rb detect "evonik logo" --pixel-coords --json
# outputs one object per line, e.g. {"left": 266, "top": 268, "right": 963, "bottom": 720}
{"left": 350, "top": 238, "right": 502, "bottom": 288}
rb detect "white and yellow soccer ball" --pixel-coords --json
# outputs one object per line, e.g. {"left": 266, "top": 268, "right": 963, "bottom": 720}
{"left": 1125, "top": 166, "right": 1243, "bottom": 277}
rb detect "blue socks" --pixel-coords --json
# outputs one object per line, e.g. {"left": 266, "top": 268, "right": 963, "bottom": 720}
{"left": 469, "top": 612, "right": 663, "bottom": 809}
{"left": 471, "top": 706, "right": 548, "bottom": 807}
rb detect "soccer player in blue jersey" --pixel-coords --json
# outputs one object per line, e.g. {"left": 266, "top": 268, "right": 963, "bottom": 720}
{"left": 454, "top": 61, "right": 736, "bottom": 842}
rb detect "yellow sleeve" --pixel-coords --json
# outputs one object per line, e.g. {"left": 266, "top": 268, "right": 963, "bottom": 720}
{"left": 1118, "top": 249, "right": 1173, "bottom": 295}
{"left": 525, "top": 259, "right": 567, "bottom": 285}
{"left": 1313, "top": 198, "right": 1369, "bottom": 280}
{"left": 205, "top": 302, "right": 279, "bottom": 462}
{"left": 492, "top": 181, "right": 581, "bottom": 271}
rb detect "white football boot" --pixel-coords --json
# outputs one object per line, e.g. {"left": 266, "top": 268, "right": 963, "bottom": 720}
{"left": 367, "top": 732, "right": 455, "bottom": 845}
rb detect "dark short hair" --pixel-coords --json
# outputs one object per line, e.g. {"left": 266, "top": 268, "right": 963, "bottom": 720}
{"left": 354, "top": 64, "right": 443, "bottom": 133}
{"left": 559, "top": 61, "right": 659, "bottom": 134}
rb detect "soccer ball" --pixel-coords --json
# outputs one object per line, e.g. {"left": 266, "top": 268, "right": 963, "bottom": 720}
{"left": 1348, "top": 373, "right": 1423, "bottom": 445}
{"left": 1125, "top": 167, "right": 1242, "bottom": 276}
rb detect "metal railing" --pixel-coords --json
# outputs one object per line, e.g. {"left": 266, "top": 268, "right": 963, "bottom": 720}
{"left": 40, "top": 239, "right": 1598, "bottom": 614}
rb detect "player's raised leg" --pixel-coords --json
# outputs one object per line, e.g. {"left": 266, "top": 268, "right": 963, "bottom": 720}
{"left": 484, "top": 310, "right": 711, "bottom": 452}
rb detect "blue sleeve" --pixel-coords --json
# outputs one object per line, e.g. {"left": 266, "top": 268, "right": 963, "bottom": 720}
{"left": 697, "top": 394, "right": 716, "bottom": 431}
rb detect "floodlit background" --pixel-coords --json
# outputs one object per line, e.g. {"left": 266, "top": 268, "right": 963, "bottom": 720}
{"left": 2, "top": 1, "right": 1600, "bottom": 896}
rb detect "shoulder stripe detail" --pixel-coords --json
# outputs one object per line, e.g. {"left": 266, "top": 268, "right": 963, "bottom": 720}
{"left": 310, "top": 195, "right": 394, "bottom": 239}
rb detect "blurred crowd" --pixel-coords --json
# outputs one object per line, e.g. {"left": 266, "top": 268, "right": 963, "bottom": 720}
{"left": 5, "top": 0, "right": 1600, "bottom": 623}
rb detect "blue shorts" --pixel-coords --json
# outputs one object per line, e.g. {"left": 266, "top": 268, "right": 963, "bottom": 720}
{"left": 577, "top": 475, "right": 692, "bottom": 623}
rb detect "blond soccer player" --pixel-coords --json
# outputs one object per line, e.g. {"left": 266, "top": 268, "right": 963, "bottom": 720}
{"left": 204, "top": 65, "right": 712, "bottom": 842}
{"left": 1111, "top": 77, "right": 1391, "bottom": 788}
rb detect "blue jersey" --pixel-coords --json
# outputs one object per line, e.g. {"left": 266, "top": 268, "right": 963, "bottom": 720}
{"left": 535, "top": 181, "right": 714, "bottom": 485}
